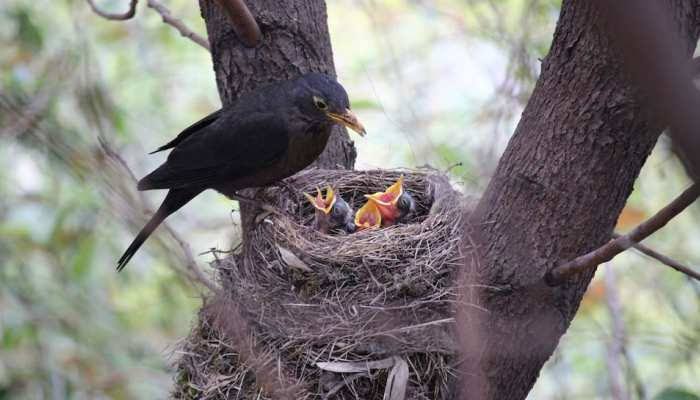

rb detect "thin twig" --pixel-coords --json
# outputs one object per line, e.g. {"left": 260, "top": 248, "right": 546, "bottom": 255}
{"left": 0, "top": 90, "right": 51, "bottom": 138}
{"left": 612, "top": 233, "right": 700, "bottom": 282}
{"left": 86, "top": 0, "right": 138, "bottom": 20}
{"left": 213, "top": 0, "right": 261, "bottom": 47}
{"left": 546, "top": 184, "right": 700, "bottom": 285}
{"left": 603, "top": 264, "right": 631, "bottom": 400}
{"left": 146, "top": 0, "right": 210, "bottom": 51}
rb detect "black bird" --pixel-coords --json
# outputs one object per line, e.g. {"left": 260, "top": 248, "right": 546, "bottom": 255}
{"left": 117, "top": 73, "right": 366, "bottom": 271}
{"left": 304, "top": 186, "right": 355, "bottom": 234}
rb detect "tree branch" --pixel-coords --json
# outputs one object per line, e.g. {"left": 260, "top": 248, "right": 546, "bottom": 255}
{"left": 614, "top": 233, "right": 700, "bottom": 282}
{"left": 546, "top": 183, "right": 700, "bottom": 285}
{"left": 213, "top": 0, "right": 261, "bottom": 47}
{"left": 146, "top": 0, "right": 210, "bottom": 51}
{"left": 86, "top": 0, "right": 138, "bottom": 21}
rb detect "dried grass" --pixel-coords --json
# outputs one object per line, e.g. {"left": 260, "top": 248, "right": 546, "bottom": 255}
{"left": 173, "top": 168, "right": 472, "bottom": 399}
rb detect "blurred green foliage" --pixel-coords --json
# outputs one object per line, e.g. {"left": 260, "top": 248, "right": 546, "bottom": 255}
{"left": 0, "top": 0, "right": 698, "bottom": 398}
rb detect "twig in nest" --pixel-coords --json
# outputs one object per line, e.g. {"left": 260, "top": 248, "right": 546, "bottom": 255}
{"left": 213, "top": 0, "right": 261, "bottom": 47}
{"left": 146, "top": 0, "right": 210, "bottom": 51}
{"left": 614, "top": 233, "right": 700, "bottom": 282}
{"left": 86, "top": 0, "right": 138, "bottom": 20}
{"left": 546, "top": 183, "right": 700, "bottom": 285}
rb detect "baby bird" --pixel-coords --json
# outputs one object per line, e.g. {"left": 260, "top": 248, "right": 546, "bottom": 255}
{"left": 364, "top": 175, "right": 415, "bottom": 227}
{"left": 304, "top": 186, "right": 355, "bottom": 234}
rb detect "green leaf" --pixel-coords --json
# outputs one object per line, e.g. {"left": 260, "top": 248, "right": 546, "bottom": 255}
{"left": 654, "top": 388, "right": 700, "bottom": 400}
{"left": 350, "top": 98, "right": 382, "bottom": 110}
{"left": 70, "top": 235, "right": 96, "bottom": 280}
{"left": 12, "top": 7, "right": 44, "bottom": 52}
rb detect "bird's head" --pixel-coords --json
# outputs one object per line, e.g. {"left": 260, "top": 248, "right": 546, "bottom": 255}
{"left": 296, "top": 73, "right": 366, "bottom": 136}
{"left": 305, "top": 186, "right": 356, "bottom": 234}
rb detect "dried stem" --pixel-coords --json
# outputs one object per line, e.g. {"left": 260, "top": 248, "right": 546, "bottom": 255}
{"left": 546, "top": 183, "right": 700, "bottom": 285}
{"left": 86, "top": 0, "right": 138, "bottom": 20}
{"left": 213, "top": 0, "right": 261, "bottom": 47}
{"left": 603, "top": 264, "right": 631, "bottom": 400}
{"left": 146, "top": 0, "right": 210, "bottom": 51}
{"left": 613, "top": 233, "right": 700, "bottom": 282}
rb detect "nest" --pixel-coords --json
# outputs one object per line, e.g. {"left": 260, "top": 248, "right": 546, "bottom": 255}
{"left": 173, "top": 169, "right": 471, "bottom": 400}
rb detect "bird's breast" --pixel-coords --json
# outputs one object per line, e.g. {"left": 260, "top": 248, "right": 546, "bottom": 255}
{"left": 285, "top": 126, "right": 332, "bottom": 170}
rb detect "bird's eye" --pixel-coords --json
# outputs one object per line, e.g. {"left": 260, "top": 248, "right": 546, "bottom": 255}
{"left": 313, "top": 96, "right": 328, "bottom": 111}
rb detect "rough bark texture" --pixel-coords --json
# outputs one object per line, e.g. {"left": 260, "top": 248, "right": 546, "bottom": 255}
{"left": 460, "top": 1, "right": 700, "bottom": 399}
{"left": 198, "top": 0, "right": 357, "bottom": 237}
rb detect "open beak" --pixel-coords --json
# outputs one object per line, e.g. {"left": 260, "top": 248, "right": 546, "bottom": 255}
{"left": 303, "top": 186, "right": 336, "bottom": 214}
{"left": 365, "top": 175, "right": 404, "bottom": 207}
{"left": 327, "top": 108, "right": 366, "bottom": 136}
{"left": 354, "top": 200, "right": 382, "bottom": 230}
{"left": 363, "top": 176, "right": 406, "bottom": 226}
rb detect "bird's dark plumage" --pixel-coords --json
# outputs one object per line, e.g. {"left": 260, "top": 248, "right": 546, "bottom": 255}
{"left": 395, "top": 191, "right": 416, "bottom": 223}
{"left": 149, "top": 109, "right": 223, "bottom": 154}
{"left": 117, "top": 73, "right": 365, "bottom": 271}
{"left": 329, "top": 197, "right": 356, "bottom": 233}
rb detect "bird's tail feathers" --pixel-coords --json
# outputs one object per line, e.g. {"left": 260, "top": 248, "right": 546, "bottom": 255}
{"left": 116, "top": 188, "right": 201, "bottom": 272}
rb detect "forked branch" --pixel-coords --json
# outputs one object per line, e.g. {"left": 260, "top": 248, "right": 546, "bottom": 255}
{"left": 615, "top": 233, "right": 700, "bottom": 281}
{"left": 546, "top": 184, "right": 700, "bottom": 285}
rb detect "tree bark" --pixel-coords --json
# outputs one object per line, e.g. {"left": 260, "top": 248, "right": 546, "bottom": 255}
{"left": 460, "top": 1, "right": 700, "bottom": 399}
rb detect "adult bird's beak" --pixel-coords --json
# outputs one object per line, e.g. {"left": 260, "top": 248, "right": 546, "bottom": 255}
{"left": 354, "top": 200, "right": 382, "bottom": 230}
{"left": 327, "top": 108, "right": 366, "bottom": 136}
{"left": 304, "top": 186, "right": 336, "bottom": 214}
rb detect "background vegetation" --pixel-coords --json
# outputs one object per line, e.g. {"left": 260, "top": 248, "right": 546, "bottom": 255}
{"left": 0, "top": 0, "right": 698, "bottom": 398}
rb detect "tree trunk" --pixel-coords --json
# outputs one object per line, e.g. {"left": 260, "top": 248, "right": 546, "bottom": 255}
{"left": 460, "top": 1, "right": 700, "bottom": 399}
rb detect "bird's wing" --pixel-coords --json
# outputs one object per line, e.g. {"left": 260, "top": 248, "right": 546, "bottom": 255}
{"left": 138, "top": 112, "right": 289, "bottom": 190}
{"left": 149, "top": 109, "right": 224, "bottom": 154}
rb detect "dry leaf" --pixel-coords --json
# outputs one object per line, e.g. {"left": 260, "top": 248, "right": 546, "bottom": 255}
{"left": 384, "top": 357, "right": 409, "bottom": 400}
{"left": 277, "top": 246, "right": 311, "bottom": 272}
{"left": 316, "top": 357, "right": 395, "bottom": 373}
